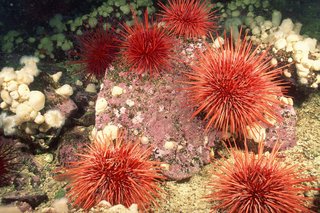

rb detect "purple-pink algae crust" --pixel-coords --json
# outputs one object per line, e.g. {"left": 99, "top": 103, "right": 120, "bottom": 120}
{"left": 95, "top": 71, "right": 219, "bottom": 180}
{"left": 95, "top": 39, "right": 298, "bottom": 180}
{"left": 265, "top": 105, "right": 297, "bottom": 150}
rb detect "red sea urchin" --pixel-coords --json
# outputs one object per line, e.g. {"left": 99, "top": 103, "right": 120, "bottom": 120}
{"left": 119, "top": 10, "right": 175, "bottom": 76}
{"left": 183, "top": 32, "right": 286, "bottom": 138}
{"left": 59, "top": 133, "right": 164, "bottom": 210}
{"left": 0, "top": 137, "right": 17, "bottom": 186}
{"left": 74, "top": 28, "right": 118, "bottom": 78}
{"left": 158, "top": 0, "right": 218, "bottom": 39}
{"left": 206, "top": 142, "right": 317, "bottom": 212}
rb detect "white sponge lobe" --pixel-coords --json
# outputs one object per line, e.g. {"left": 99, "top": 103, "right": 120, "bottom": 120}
{"left": 19, "top": 56, "right": 40, "bottom": 76}
{"left": 1, "top": 114, "right": 17, "bottom": 135}
{"left": 16, "top": 70, "right": 34, "bottom": 85}
{"left": 0, "top": 67, "right": 16, "bottom": 82}
{"left": 28, "top": 90, "right": 45, "bottom": 111}
{"left": 55, "top": 84, "right": 73, "bottom": 97}
{"left": 1, "top": 90, "right": 12, "bottom": 104}
{"left": 17, "top": 84, "right": 30, "bottom": 100}
{"left": 44, "top": 109, "right": 65, "bottom": 128}
{"left": 15, "top": 102, "right": 33, "bottom": 123}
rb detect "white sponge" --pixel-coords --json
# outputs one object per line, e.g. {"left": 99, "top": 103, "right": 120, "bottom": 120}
{"left": 15, "top": 102, "right": 33, "bottom": 123}
{"left": 28, "top": 91, "right": 45, "bottom": 111}
{"left": 44, "top": 109, "right": 65, "bottom": 128}
{"left": 55, "top": 84, "right": 73, "bottom": 97}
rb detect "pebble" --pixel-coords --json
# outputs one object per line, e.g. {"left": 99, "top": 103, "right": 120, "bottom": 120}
{"left": 140, "top": 136, "right": 149, "bottom": 145}
{"left": 164, "top": 141, "right": 176, "bottom": 150}
{"left": 44, "top": 154, "right": 53, "bottom": 163}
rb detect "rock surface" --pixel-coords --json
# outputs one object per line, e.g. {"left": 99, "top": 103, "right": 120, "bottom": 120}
{"left": 265, "top": 105, "right": 298, "bottom": 150}
{"left": 95, "top": 40, "right": 299, "bottom": 180}
{"left": 57, "top": 126, "right": 91, "bottom": 167}
{"left": 1, "top": 191, "right": 48, "bottom": 209}
{"left": 95, "top": 71, "right": 219, "bottom": 180}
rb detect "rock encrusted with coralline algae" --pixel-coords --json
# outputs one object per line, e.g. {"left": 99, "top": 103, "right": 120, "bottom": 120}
{"left": 95, "top": 40, "right": 298, "bottom": 180}
{"left": 265, "top": 105, "right": 297, "bottom": 150}
{"left": 95, "top": 70, "right": 220, "bottom": 181}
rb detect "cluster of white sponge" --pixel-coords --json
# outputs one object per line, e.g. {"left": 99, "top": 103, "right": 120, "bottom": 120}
{"left": 0, "top": 56, "right": 65, "bottom": 135}
{"left": 221, "top": 0, "right": 320, "bottom": 88}
{"left": 245, "top": 11, "right": 320, "bottom": 88}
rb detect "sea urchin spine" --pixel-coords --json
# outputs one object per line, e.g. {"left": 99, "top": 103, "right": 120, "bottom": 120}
{"left": 74, "top": 28, "right": 119, "bottom": 78}
{"left": 58, "top": 133, "right": 164, "bottom": 210}
{"left": 119, "top": 10, "right": 175, "bottom": 76}
{"left": 206, "top": 141, "right": 317, "bottom": 213}
{"left": 0, "top": 136, "right": 17, "bottom": 186}
{"left": 183, "top": 31, "right": 286, "bottom": 138}
{"left": 158, "top": 0, "right": 218, "bottom": 38}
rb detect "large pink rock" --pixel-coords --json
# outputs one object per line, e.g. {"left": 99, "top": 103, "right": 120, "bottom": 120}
{"left": 95, "top": 40, "right": 298, "bottom": 180}
{"left": 265, "top": 105, "right": 297, "bottom": 150}
{"left": 95, "top": 71, "right": 219, "bottom": 181}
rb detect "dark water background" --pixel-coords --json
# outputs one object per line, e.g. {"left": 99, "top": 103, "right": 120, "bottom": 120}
{"left": 0, "top": 0, "right": 319, "bottom": 65}
{"left": 1, "top": 0, "right": 319, "bottom": 33}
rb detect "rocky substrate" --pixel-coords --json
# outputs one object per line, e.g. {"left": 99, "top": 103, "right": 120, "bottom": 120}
{"left": 0, "top": 40, "right": 315, "bottom": 213}
{"left": 94, "top": 38, "right": 299, "bottom": 181}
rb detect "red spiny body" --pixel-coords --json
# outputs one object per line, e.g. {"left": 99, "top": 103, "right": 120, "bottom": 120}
{"left": 158, "top": 0, "right": 218, "bottom": 38}
{"left": 0, "top": 138, "right": 16, "bottom": 186}
{"left": 183, "top": 32, "right": 286, "bottom": 138}
{"left": 206, "top": 142, "right": 316, "bottom": 212}
{"left": 119, "top": 10, "right": 175, "bottom": 76}
{"left": 75, "top": 28, "right": 118, "bottom": 78}
{"left": 60, "top": 135, "right": 164, "bottom": 210}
